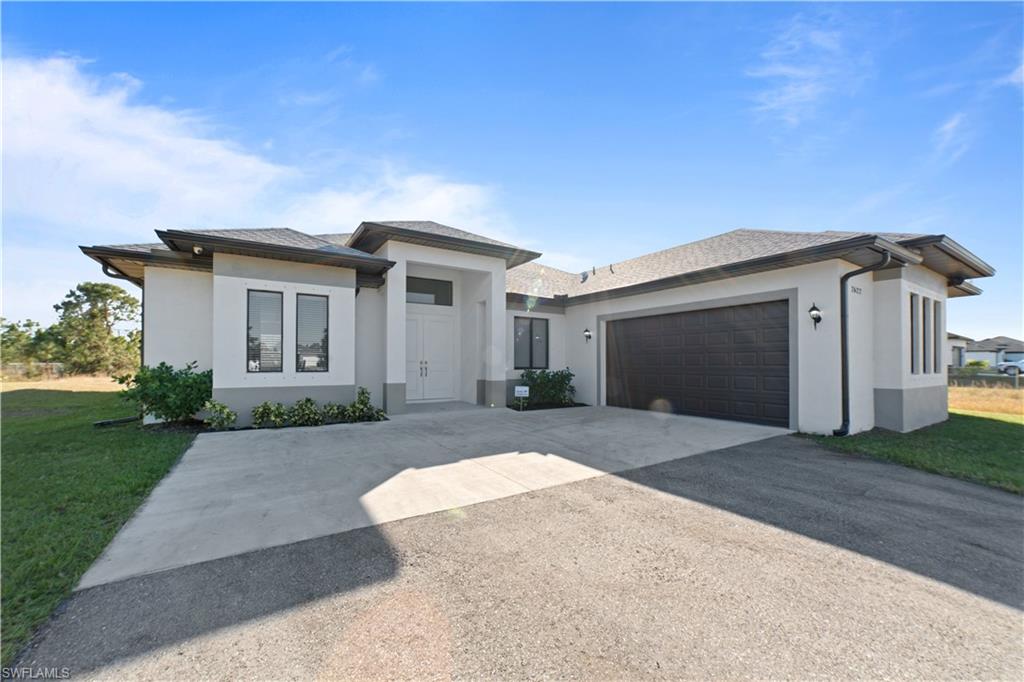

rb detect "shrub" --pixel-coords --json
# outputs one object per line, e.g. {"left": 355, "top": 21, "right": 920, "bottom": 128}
{"left": 966, "top": 360, "right": 989, "bottom": 368}
{"left": 116, "top": 362, "right": 212, "bottom": 422}
{"left": 202, "top": 399, "right": 237, "bottom": 430}
{"left": 346, "top": 387, "right": 387, "bottom": 422}
{"left": 288, "top": 397, "right": 323, "bottom": 426}
{"left": 518, "top": 368, "right": 576, "bottom": 406}
{"left": 252, "top": 401, "right": 288, "bottom": 428}
{"left": 321, "top": 402, "right": 348, "bottom": 424}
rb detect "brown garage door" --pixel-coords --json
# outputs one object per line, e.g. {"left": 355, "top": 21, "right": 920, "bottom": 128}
{"left": 606, "top": 300, "right": 790, "bottom": 427}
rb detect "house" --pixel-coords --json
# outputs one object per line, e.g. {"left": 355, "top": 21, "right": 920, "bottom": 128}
{"left": 964, "top": 336, "right": 1024, "bottom": 367}
{"left": 946, "top": 332, "right": 973, "bottom": 368}
{"left": 81, "top": 223, "right": 993, "bottom": 434}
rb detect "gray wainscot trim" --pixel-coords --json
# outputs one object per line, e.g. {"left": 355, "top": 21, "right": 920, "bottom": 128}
{"left": 874, "top": 386, "right": 948, "bottom": 433}
{"left": 384, "top": 382, "right": 407, "bottom": 415}
{"left": 482, "top": 380, "right": 507, "bottom": 407}
{"left": 593, "top": 288, "right": 800, "bottom": 431}
{"left": 215, "top": 385, "right": 356, "bottom": 427}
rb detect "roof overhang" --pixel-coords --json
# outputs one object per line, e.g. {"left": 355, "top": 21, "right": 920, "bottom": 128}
{"left": 156, "top": 229, "right": 395, "bottom": 287}
{"left": 80, "top": 245, "right": 210, "bottom": 287}
{"left": 349, "top": 221, "right": 542, "bottom": 269}
{"left": 897, "top": 235, "right": 995, "bottom": 280}
{"left": 948, "top": 280, "right": 983, "bottom": 298}
{"left": 557, "top": 234, "right": 923, "bottom": 306}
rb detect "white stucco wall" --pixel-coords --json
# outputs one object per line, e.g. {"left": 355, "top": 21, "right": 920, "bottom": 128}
{"left": 142, "top": 266, "right": 213, "bottom": 370}
{"left": 874, "top": 265, "right": 948, "bottom": 390}
{"left": 211, "top": 254, "right": 356, "bottom": 391}
{"left": 562, "top": 259, "right": 848, "bottom": 435}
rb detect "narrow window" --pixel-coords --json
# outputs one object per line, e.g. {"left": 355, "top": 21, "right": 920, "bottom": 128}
{"left": 296, "top": 294, "right": 328, "bottom": 372}
{"left": 514, "top": 317, "right": 549, "bottom": 369}
{"left": 922, "top": 297, "right": 932, "bottom": 373}
{"left": 909, "top": 293, "right": 920, "bottom": 374}
{"left": 406, "top": 277, "right": 453, "bottom": 306}
{"left": 247, "top": 290, "right": 283, "bottom": 372}
{"left": 933, "top": 300, "right": 942, "bottom": 373}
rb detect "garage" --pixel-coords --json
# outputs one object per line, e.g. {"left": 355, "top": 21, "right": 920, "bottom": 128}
{"left": 606, "top": 300, "right": 790, "bottom": 426}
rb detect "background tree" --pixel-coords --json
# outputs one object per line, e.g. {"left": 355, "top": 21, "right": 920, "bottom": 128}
{"left": 0, "top": 319, "right": 41, "bottom": 364}
{"left": 51, "top": 283, "right": 141, "bottom": 374}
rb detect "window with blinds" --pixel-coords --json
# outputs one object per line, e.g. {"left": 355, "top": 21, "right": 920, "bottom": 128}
{"left": 296, "top": 294, "right": 328, "bottom": 372}
{"left": 247, "top": 290, "right": 283, "bottom": 372}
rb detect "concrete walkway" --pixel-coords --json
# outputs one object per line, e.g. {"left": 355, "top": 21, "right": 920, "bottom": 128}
{"left": 78, "top": 406, "right": 787, "bottom": 589}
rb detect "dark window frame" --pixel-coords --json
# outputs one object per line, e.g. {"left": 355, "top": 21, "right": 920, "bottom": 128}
{"left": 247, "top": 289, "right": 284, "bottom": 374}
{"left": 406, "top": 276, "right": 453, "bottom": 306}
{"left": 295, "top": 293, "right": 329, "bottom": 373}
{"left": 514, "top": 316, "right": 549, "bottom": 370}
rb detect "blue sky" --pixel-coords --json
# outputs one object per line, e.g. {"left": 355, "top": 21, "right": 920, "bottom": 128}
{"left": 3, "top": 2, "right": 1021, "bottom": 339}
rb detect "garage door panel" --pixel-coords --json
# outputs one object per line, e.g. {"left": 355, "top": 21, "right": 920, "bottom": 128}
{"left": 607, "top": 300, "right": 790, "bottom": 427}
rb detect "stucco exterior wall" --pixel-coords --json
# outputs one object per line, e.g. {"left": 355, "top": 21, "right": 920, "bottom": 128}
{"left": 211, "top": 253, "right": 357, "bottom": 424}
{"left": 142, "top": 266, "right": 213, "bottom": 371}
{"left": 355, "top": 287, "right": 386, "bottom": 408}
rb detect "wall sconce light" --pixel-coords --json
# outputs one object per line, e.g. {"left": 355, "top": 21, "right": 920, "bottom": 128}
{"left": 192, "top": 245, "right": 204, "bottom": 256}
{"left": 583, "top": 328, "right": 592, "bottom": 343}
{"left": 808, "top": 303, "right": 822, "bottom": 329}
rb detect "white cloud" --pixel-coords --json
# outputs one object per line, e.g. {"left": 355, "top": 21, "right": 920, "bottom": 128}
{"left": 1, "top": 56, "right": 508, "bottom": 325}
{"left": 997, "top": 60, "right": 1023, "bottom": 87}
{"left": 748, "top": 12, "right": 870, "bottom": 127}
{"left": 933, "top": 112, "right": 971, "bottom": 165}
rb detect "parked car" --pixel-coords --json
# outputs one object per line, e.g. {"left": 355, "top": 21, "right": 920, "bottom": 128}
{"left": 995, "top": 359, "right": 1024, "bottom": 376}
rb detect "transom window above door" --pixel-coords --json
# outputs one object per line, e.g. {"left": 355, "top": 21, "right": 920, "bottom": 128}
{"left": 407, "top": 276, "right": 453, "bottom": 306}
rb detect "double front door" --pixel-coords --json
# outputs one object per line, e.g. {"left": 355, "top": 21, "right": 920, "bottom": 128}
{"left": 406, "top": 313, "right": 455, "bottom": 400}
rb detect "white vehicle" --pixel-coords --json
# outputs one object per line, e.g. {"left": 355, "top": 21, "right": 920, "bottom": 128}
{"left": 995, "top": 359, "right": 1024, "bottom": 376}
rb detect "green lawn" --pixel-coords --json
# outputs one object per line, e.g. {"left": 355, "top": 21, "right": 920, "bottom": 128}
{"left": 1, "top": 388, "right": 194, "bottom": 665}
{"left": 811, "top": 411, "right": 1024, "bottom": 494}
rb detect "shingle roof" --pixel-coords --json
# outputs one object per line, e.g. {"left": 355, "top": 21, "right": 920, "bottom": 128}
{"left": 185, "top": 228, "right": 328, "bottom": 250}
{"left": 316, "top": 233, "right": 352, "bottom": 246}
{"left": 966, "top": 336, "right": 1024, "bottom": 352}
{"left": 506, "top": 229, "right": 897, "bottom": 298}
{"left": 372, "top": 221, "right": 517, "bottom": 248}
{"left": 99, "top": 242, "right": 170, "bottom": 253}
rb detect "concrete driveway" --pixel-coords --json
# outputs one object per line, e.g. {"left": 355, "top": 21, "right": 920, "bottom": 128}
{"left": 79, "top": 406, "right": 787, "bottom": 588}
{"left": 20, "top": 435, "right": 1022, "bottom": 679}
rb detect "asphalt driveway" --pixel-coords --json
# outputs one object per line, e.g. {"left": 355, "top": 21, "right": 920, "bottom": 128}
{"left": 17, "top": 434, "right": 1022, "bottom": 679}
{"left": 78, "top": 406, "right": 787, "bottom": 588}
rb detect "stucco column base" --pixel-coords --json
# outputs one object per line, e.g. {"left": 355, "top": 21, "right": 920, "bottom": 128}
{"left": 384, "top": 382, "right": 407, "bottom": 415}
{"left": 476, "top": 379, "right": 507, "bottom": 407}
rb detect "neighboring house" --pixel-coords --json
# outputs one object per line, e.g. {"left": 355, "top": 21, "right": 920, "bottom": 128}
{"left": 964, "top": 336, "right": 1024, "bottom": 367}
{"left": 82, "top": 223, "right": 993, "bottom": 434}
{"left": 946, "top": 332, "right": 973, "bottom": 368}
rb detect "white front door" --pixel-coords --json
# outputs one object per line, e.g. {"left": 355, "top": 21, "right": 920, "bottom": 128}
{"left": 406, "top": 313, "right": 455, "bottom": 401}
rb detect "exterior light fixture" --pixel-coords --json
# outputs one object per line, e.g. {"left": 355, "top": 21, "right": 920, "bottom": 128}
{"left": 583, "top": 328, "right": 592, "bottom": 343}
{"left": 808, "top": 303, "right": 822, "bottom": 329}
{"left": 192, "top": 245, "right": 204, "bottom": 256}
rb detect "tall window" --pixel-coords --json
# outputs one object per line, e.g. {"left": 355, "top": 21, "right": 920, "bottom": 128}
{"left": 406, "top": 277, "right": 453, "bottom": 306}
{"left": 296, "top": 294, "right": 328, "bottom": 372}
{"left": 909, "top": 293, "right": 920, "bottom": 375}
{"left": 247, "top": 290, "right": 282, "bottom": 372}
{"left": 933, "top": 300, "right": 943, "bottom": 373}
{"left": 922, "top": 296, "right": 932, "bottom": 373}
{"left": 514, "top": 317, "right": 549, "bottom": 369}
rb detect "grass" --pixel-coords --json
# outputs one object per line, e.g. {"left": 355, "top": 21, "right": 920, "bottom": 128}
{"left": 948, "top": 385, "right": 1023, "bottom": 418}
{"left": 0, "top": 384, "right": 195, "bottom": 665}
{"left": 812, "top": 388, "right": 1024, "bottom": 494}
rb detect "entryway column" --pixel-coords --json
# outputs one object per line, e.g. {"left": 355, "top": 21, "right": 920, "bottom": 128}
{"left": 483, "top": 268, "right": 507, "bottom": 407}
{"left": 383, "top": 257, "right": 407, "bottom": 414}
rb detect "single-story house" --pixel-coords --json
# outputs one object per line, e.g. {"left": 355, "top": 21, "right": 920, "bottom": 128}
{"left": 964, "top": 336, "right": 1024, "bottom": 367}
{"left": 946, "top": 332, "right": 973, "bottom": 368}
{"left": 82, "top": 222, "right": 993, "bottom": 434}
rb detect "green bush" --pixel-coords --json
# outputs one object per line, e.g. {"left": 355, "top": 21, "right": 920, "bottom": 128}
{"left": 116, "top": 362, "right": 212, "bottom": 422}
{"left": 966, "top": 360, "right": 989, "bottom": 368}
{"left": 321, "top": 402, "right": 348, "bottom": 424}
{"left": 252, "top": 401, "right": 287, "bottom": 428}
{"left": 346, "top": 387, "right": 387, "bottom": 422}
{"left": 288, "top": 397, "right": 323, "bottom": 426}
{"left": 518, "top": 368, "right": 576, "bottom": 406}
{"left": 202, "top": 399, "right": 237, "bottom": 430}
